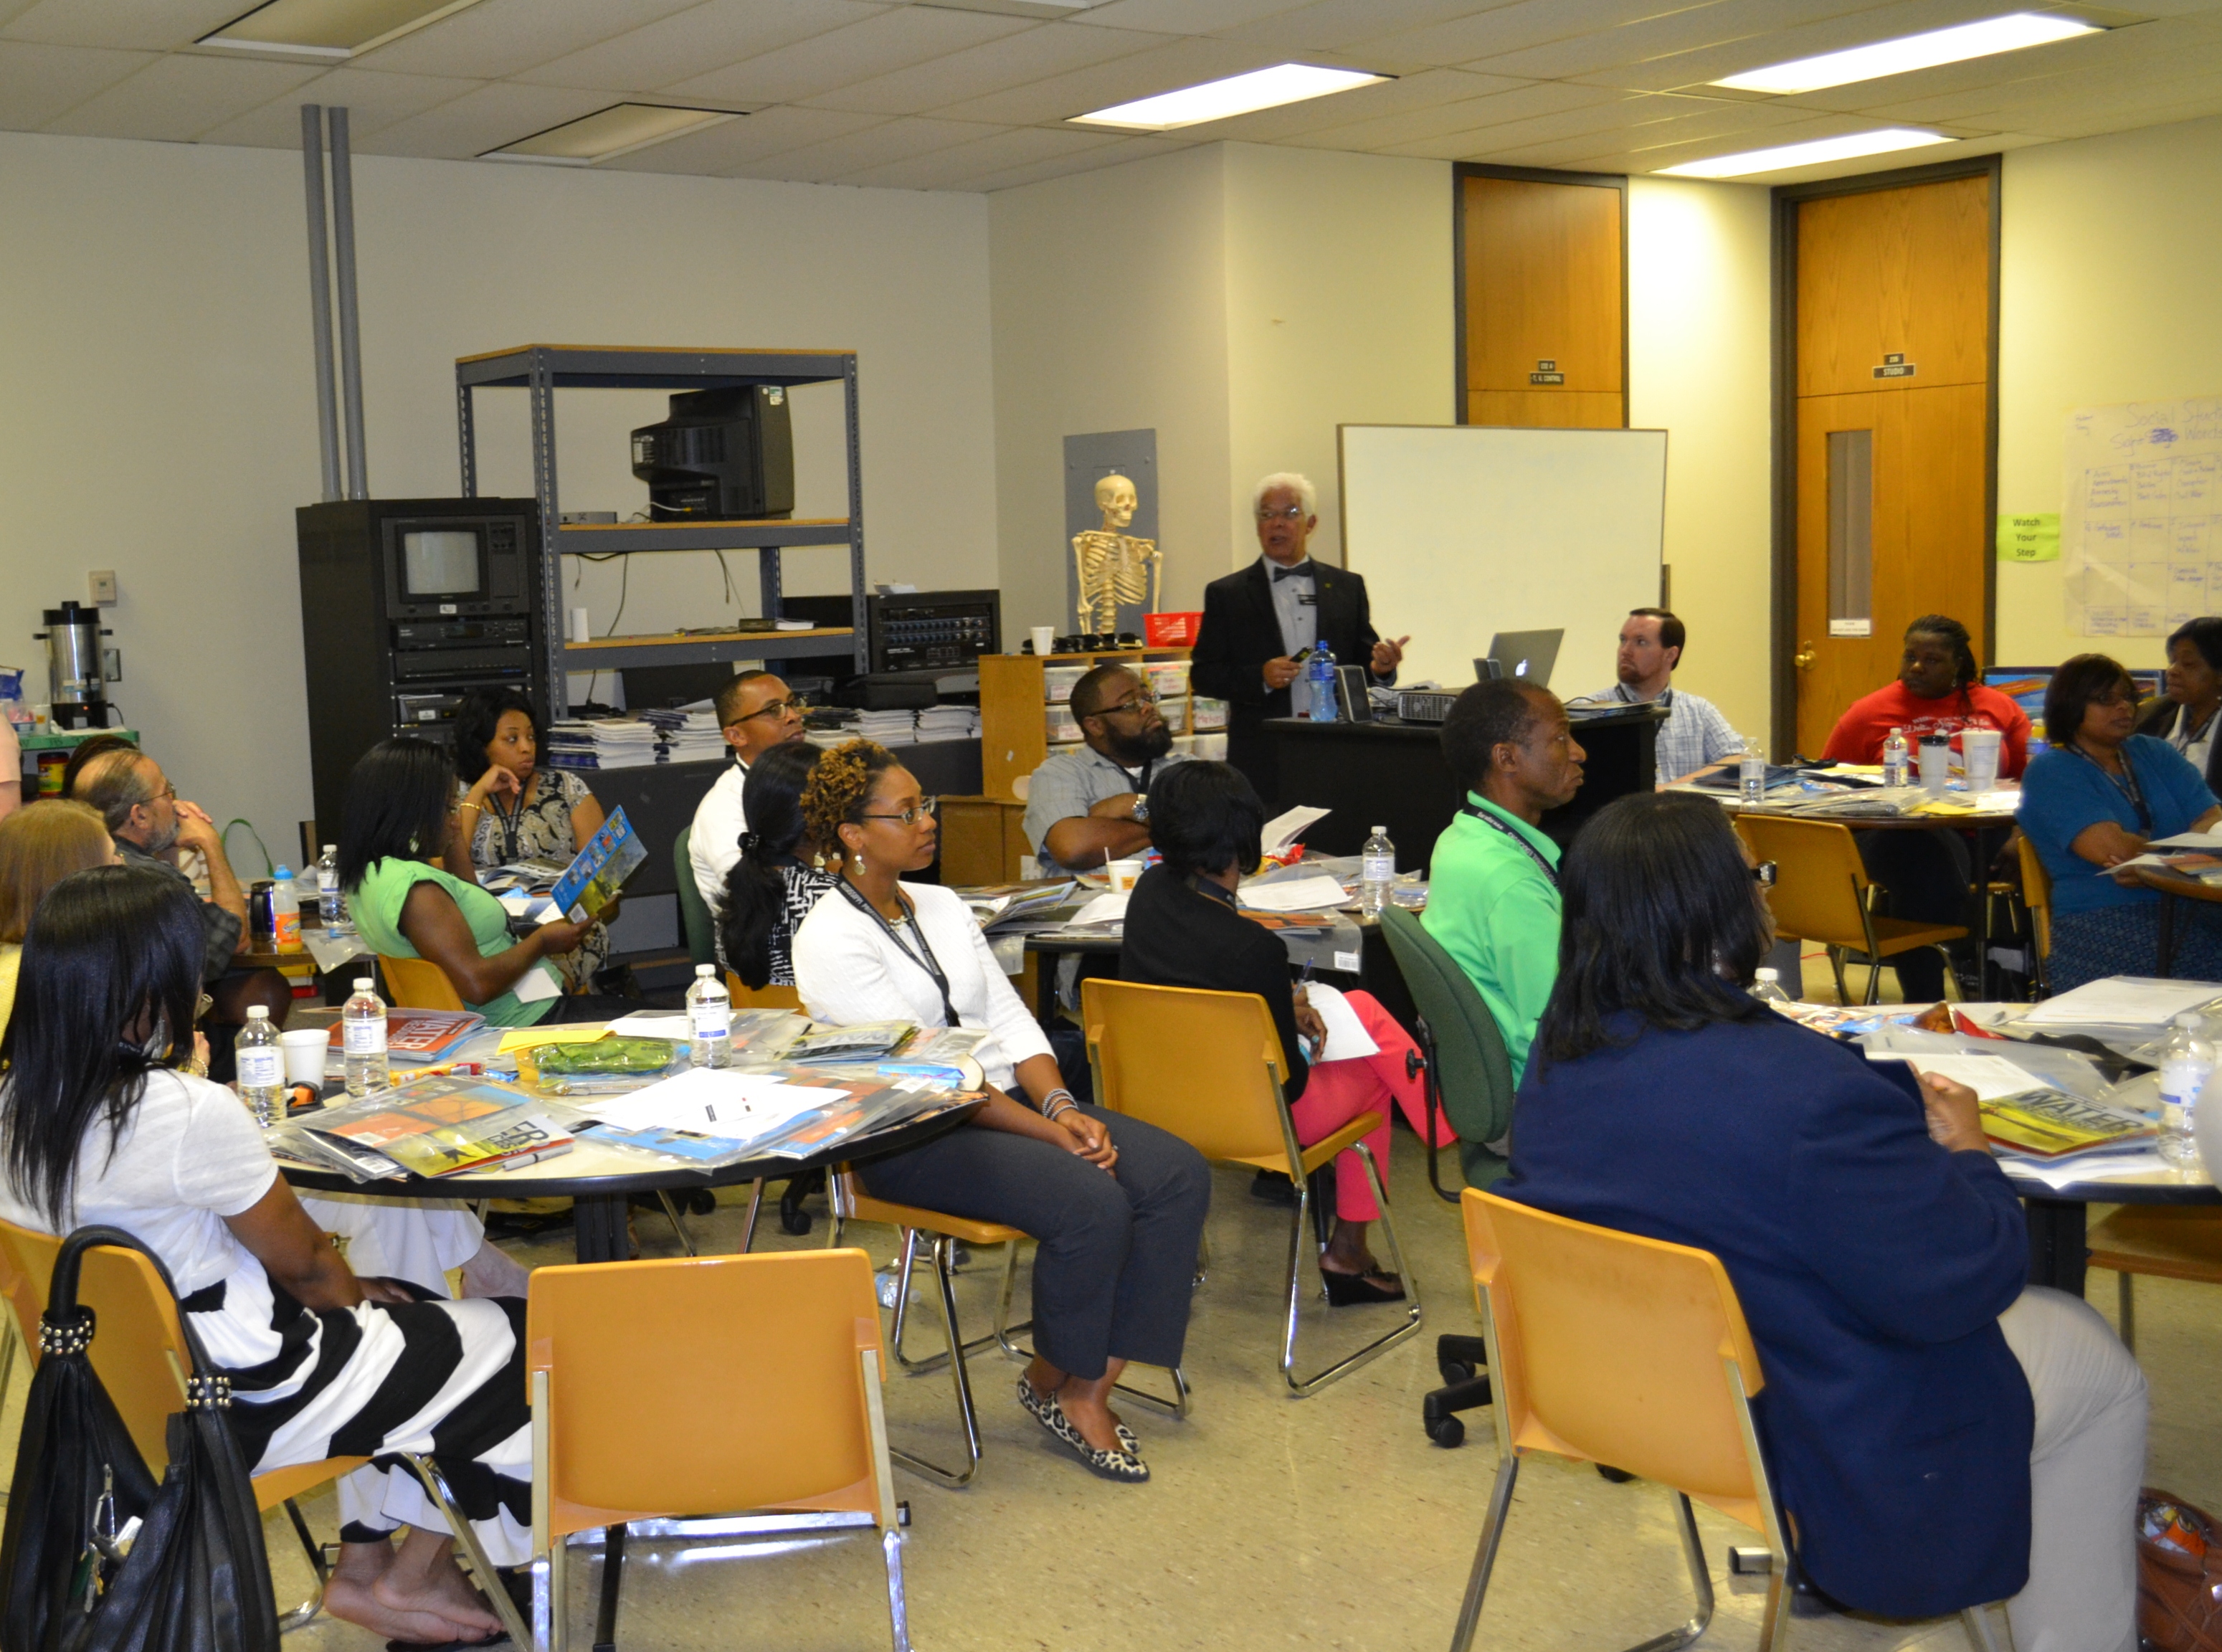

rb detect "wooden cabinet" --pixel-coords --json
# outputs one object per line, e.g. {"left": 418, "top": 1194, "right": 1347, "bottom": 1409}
{"left": 1459, "top": 170, "right": 1626, "bottom": 429}
{"left": 939, "top": 796, "right": 1032, "bottom": 886}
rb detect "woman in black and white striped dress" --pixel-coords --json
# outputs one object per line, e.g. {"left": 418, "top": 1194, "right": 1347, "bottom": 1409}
{"left": 0, "top": 866, "right": 529, "bottom": 1646}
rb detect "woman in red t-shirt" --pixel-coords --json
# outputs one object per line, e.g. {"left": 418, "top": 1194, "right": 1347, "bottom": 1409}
{"left": 1822, "top": 617, "right": 2033, "bottom": 777}
{"left": 1818, "top": 617, "right": 2023, "bottom": 1002}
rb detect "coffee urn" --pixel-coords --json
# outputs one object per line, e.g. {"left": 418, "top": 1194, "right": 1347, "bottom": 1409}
{"left": 34, "top": 602, "right": 114, "bottom": 729}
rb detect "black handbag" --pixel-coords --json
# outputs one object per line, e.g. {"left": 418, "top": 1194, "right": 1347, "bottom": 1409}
{"left": 0, "top": 1225, "right": 278, "bottom": 1652}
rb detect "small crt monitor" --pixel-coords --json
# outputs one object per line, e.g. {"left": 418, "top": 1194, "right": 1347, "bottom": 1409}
{"left": 399, "top": 528, "right": 484, "bottom": 601}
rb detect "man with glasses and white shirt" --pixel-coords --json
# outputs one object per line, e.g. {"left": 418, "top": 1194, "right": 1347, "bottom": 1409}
{"left": 1022, "top": 663, "right": 1195, "bottom": 875}
{"left": 1190, "top": 472, "right": 1407, "bottom": 804}
{"left": 688, "top": 670, "right": 809, "bottom": 911}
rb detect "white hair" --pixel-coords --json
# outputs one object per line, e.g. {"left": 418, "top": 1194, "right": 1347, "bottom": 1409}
{"left": 1252, "top": 472, "right": 1316, "bottom": 519}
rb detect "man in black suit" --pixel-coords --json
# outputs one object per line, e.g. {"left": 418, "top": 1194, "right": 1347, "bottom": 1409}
{"left": 1190, "top": 472, "right": 1408, "bottom": 804}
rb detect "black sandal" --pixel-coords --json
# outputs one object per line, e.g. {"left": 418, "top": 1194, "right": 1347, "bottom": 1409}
{"left": 1321, "top": 1266, "right": 1407, "bottom": 1306}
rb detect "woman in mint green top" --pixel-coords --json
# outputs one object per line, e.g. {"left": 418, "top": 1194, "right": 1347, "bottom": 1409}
{"left": 338, "top": 739, "right": 633, "bottom": 1026}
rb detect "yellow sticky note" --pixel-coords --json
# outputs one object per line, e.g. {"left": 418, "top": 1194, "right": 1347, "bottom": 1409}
{"left": 496, "top": 1026, "right": 609, "bottom": 1054}
{"left": 1997, "top": 513, "right": 2060, "bottom": 563}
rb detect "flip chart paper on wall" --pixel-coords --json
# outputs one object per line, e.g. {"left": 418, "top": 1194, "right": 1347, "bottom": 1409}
{"left": 2062, "top": 396, "right": 2222, "bottom": 635}
{"left": 1337, "top": 425, "right": 1667, "bottom": 693}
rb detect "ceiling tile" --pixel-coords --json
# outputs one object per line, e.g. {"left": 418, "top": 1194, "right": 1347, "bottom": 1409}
{"left": 42, "top": 50, "right": 324, "bottom": 141}
{"left": 351, "top": 0, "right": 708, "bottom": 80}
{"left": 1397, "top": 92, "right": 1813, "bottom": 160}
{"left": 1321, "top": 87, "right": 1749, "bottom": 156}
{"left": 591, "top": 103, "right": 886, "bottom": 174}
{"left": 659, "top": 6, "right": 1035, "bottom": 106}
{"left": 1462, "top": 0, "right": 1950, "bottom": 86}
{"left": 1270, "top": 74, "right": 1613, "bottom": 149}
{"left": 1349, "top": 0, "right": 1730, "bottom": 72}
{"left": 1177, "top": 63, "right": 1524, "bottom": 143}
{"left": 196, "top": 66, "right": 483, "bottom": 148}
{"left": 723, "top": 113, "right": 1000, "bottom": 183}
{"left": 351, "top": 79, "right": 614, "bottom": 157}
{"left": 512, "top": 0, "right": 888, "bottom": 93}
{"left": 799, "top": 19, "right": 1173, "bottom": 115}
{"left": 1, "top": 0, "right": 242, "bottom": 51}
{"left": 0, "top": 39, "right": 152, "bottom": 129}
{"left": 970, "top": 130, "right": 1195, "bottom": 188}
{"left": 830, "top": 118, "right": 1117, "bottom": 186}
{"left": 1068, "top": 0, "right": 1328, "bottom": 32}
{"left": 926, "top": 31, "right": 1287, "bottom": 123}
{"left": 1212, "top": 0, "right": 1509, "bottom": 54}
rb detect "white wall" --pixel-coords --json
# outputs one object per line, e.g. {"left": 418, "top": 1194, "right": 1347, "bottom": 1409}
{"left": 0, "top": 130, "right": 994, "bottom": 863}
{"left": 1997, "top": 113, "right": 2222, "bottom": 670}
{"left": 1627, "top": 176, "right": 1775, "bottom": 742}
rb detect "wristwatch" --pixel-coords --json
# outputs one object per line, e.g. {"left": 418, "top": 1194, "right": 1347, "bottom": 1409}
{"left": 1131, "top": 793, "right": 1149, "bottom": 823}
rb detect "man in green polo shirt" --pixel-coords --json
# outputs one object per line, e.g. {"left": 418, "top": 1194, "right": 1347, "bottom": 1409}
{"left": 1423, "top": 680, "right": 1587, "bottom": 1085}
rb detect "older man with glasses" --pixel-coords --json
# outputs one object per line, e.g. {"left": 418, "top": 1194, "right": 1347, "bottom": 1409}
{"left": 687, "top": 669, "right": 810, "bottom": 911}
{"left": 1190, "top": 471, "right": 1407, "bottom": 805}
{"left": 1022, "top": 663, "right": 1196, "bottom": 875}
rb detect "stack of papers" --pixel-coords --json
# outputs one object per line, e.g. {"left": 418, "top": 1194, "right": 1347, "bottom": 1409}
{"left": 2020, "top": 976, "right": 2222, "bottom": 1031}
{"left": 544, "top": 718, "right": 661, "bottom": 771}
{"left": 962, "top": 880, "right": 1076, "bottom": 930}
{"left": 853, "top": 708, "right": 918, "bottom": 747}
{"left": 1263, "top": 806, "right": 1329, "bottom": 856}
{"left": 1238, "top": 874, "right": 1350, "bottom": 913}
{"left": 916, "top": 705, "right": 981, "bottom": 742}
{"left": 640, "top": 703, "right": 726, "bottom": 763}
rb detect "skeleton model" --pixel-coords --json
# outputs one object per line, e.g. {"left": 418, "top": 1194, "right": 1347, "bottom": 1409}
{"left": 1072, "top": 473, "right": 1161, "bottom": 632}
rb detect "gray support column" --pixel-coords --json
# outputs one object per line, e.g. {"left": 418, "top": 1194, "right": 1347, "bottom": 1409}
{"left": 298, "top": 105, "right": 340, "bottom": 503}
{"left": 328, "top": 107, "right": 368, "bottom": 498}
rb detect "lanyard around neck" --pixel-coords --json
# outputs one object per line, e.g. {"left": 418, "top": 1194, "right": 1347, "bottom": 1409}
{"left": 1460, "top": 802, "right": 1558, "bottom": 888}
{"left": 2068, "top": 742, "right": 2153, "bottom": 833}
{"left": 835, "top": 880, "right": 959, "bottom": 1025}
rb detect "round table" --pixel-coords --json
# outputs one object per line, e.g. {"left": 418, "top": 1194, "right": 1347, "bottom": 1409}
{"left": 280, "top": 1098, "right": 982, "bottom": 1263}
{"left": 2127, "top": 865, "right": 2222, "bottom": 976}
{"left": 2004, "top": 1160, "right": 2221, "bottom": 1296}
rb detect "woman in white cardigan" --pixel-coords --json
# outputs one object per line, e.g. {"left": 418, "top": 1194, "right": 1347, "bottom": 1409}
{"left": 792, "top": 741, "right": 1210, "bottom": 1485}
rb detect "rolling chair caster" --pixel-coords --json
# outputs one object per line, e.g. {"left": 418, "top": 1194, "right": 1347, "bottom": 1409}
{"left": 1420, "top": 1334, "right": 1491, "bottom": 1447}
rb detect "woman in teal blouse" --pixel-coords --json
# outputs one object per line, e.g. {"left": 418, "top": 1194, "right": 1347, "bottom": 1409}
{"left": 339, "top": 739, "right": 634, "bottom": 1025}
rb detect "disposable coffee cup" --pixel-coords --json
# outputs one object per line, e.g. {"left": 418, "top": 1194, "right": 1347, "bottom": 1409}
{"left": 1917, "top": 734, "right": 1952, "bottom": 793}
{"left": 1029, "top": 625, "right": 1056, "bottom": 656}
{"left": 1962, "top": 728, "right": 2003, "bottom": 789}
{"left": 280, "top": 1027, "right": 330, "bottom": 1088}
{"left": 1105, "top": 858, "right": 1144, "bottom": 892}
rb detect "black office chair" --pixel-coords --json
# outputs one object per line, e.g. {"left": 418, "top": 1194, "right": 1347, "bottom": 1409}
{"left": 1377, "top": 906, "right": 1518, "bottom": 1447}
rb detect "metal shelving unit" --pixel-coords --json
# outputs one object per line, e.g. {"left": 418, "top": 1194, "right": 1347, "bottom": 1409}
{"left": 454, "top": 344, "right": 867, "bottom": 712}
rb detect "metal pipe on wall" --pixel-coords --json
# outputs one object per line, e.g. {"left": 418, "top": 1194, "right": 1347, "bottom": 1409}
{"left": 328, "top": 106, "right": 369, "bottom": 500}
{"left": 298, "top": 105, "right": 341, "bottom": 503}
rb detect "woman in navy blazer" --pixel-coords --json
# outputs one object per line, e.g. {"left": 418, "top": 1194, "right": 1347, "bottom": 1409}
{"left": 1499, "top": 792, "right": 2144, "bottom": 1648}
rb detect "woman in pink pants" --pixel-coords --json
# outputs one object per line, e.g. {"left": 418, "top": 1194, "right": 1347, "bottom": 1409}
{"left": 1121, "top": 762, "right": 1452, "bottom": 1305}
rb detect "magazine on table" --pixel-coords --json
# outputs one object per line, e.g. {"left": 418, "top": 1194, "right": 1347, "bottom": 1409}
{"left": 272, "top": 1076, "right": 574, "bottom": 1179}
{"left": 570, "top": 1063, "right": 967, "bottom": 1169}
{"left": 549, "top": 806, "right": 648, "bottom": 923}
{"left": 787, "top": 1019, "right": 917, "bottom": 1063}
{"left": 323, "top": 1009, "right": 486, "bottom": 1065}
{"left": 961, "top": 880, "right": 1078, "bottom": 930}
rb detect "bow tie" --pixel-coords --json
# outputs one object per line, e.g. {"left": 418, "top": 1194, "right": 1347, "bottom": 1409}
{"left": 1271, "top": 560, "right": 1315, "bottom": 583}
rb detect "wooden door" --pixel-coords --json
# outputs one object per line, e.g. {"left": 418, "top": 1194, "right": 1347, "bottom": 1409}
{"left": 1790, "top": 173, "right": 1992, "bottom": 756}
{"left": 1461, "top": 173, "right": 1624, "bottom": 429}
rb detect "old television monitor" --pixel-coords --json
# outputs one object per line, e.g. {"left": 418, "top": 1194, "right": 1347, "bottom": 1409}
{"left": 1988, "top": 666, "right": 2162, "bottom": 744}
{"left": 1479, "top": 629, "right": 1563, "bottom": 688}
{"left": 377, "top": 513, "right": 532, "bottom": 619}
{"left": 631, "top": 385, "right": 795, "bottom": 521}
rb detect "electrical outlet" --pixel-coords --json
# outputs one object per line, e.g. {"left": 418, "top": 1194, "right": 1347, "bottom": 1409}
{"left": 88, "top": 569, "right": 117, "bottom": 606}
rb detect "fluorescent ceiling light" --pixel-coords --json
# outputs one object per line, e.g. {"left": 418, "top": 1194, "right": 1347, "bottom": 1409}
{"left": 1070, "top": 64, "right": 1390, "bottom": 132}
{"left": 483, "top": 104, "right": 741, "bottom": 166}
{"left": 1657, "top": 128, "right": 1955, "bottom": 177}
{"left": 1712, "top": 11, "right": 2102, "bottom": 95}
{"left": 199, "top": 0, "right": 488, "bottom": 58}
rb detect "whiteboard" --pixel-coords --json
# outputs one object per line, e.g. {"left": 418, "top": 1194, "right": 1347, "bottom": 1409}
{"left": 1337, "top": 424, "right": 1667, "bottom": 696}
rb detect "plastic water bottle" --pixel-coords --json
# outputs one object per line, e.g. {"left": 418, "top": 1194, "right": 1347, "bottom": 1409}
{"left": 1306, "top": 645, "right": 1339, "bottom": 722}
{"left": 235, "top": 1006, "right": 285, "bottom": 1126}
{"left": 2158, "top": 1011, "right": 2213, "bottom": 1171}
{"left": 688, "top": 964, "right": 731, "bottom": 1070}
{"left": 1749, "top": 967, "right": 1794, "bottom": 1006}
{"left": 1359, "top": 825, "right": 1395, "bottom": 916}
{"left": 270, "top": 865, "right": 302, "bottom": 953}
{"left": 1739, "top": 738, "right": 1767, "bottom": 804}
{"left": 1882, "top": 727, "right": 1911, "bottom": 787}
{"left": 342, "top": 976, "right": 390, "bottom": 1097}
{"left": 316, "top": 845, "right": 344, "bottom": 932}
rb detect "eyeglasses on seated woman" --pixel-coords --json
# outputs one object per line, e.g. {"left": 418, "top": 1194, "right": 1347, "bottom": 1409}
{"left": 1496, "top": 790, "right": 2145, "bottom": 1648}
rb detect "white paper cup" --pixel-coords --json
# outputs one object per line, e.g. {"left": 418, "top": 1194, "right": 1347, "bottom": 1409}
{"left": 280, "top": 1027, "right": 329, "bottom": 1087}
{"left": 1029, "top": 625, "right": 1055, "bottom": 655}
{"left": 1106, "top": 858, "right": 1144, "bottom": 892}
{"left": 1962, "top": 727, "right": 2003, "bottom": 789}
{"left": 1917, "top": 735, "right": 1952, "bottom": 792}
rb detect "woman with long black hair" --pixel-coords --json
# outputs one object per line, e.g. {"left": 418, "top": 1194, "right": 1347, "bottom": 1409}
{"left": 1501, "top": 791, "right": 2143, "bottom": 1650}
{"left": 0, "top": 867, "right": 530, "bottom": 1645}
{"left": 714, "top": 741, "right": 837, "bottom": 987}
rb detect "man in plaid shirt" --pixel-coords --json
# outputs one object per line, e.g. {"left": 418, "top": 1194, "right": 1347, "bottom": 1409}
{"left": 1583, "top": 609, "right": 1742, "bottom": 784}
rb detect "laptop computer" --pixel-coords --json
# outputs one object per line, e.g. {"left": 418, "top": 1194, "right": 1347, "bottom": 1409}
{"left": 1476, "top": 629, "right": 1563, "bottom": 689}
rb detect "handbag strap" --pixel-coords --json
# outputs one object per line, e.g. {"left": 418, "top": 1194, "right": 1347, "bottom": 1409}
{"left": 44, "top": 1225, "right": 229, "bottom": 1407}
